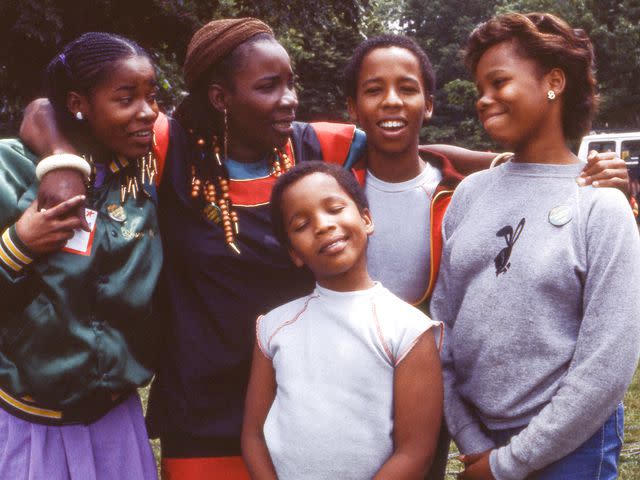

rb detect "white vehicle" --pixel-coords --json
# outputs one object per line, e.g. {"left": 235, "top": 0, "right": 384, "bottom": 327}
{"left": 578, "top": 131, "right": 640, "bottom": 167}
{"left": 578, "top": 132, "right": 640, "bottom": 217}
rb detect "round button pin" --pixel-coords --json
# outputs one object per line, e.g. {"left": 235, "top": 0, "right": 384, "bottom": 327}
{"left": 548, "top": 205, "right": 572, "bottom": 226}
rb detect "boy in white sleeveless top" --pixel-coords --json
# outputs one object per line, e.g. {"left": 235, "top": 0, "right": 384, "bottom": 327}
{"left": 242, "top": 161, "right": 443, "bottom": 479}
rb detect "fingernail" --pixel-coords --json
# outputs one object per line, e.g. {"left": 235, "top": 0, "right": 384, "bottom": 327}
{"left": 593, "top": 181, "right": 599, "bottom": 187}
{"left": 576, "top": 177, "right": 586, "bottom": 186}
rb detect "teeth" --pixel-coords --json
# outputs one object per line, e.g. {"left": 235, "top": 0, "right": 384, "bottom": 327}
{"left": 379, "top": 120, "right": 405, "bottom": 129}
{"left": 132, "top": 131, "right": 151, "bottom": 137}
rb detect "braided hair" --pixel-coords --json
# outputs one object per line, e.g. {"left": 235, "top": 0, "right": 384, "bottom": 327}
{"left": 176, "top": 19, "right": 297, "bottom": 253}
{"left": 175, "top": 18, "right": 274, "bottom": 181}
{"left": 175, "top": 32, "right": 274, "bottom": 178}
{"left": 45, "top": 32, "right": 152, "bottom": 150}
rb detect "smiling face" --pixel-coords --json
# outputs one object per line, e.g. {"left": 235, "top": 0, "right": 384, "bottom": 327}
{"left": 73, "top": 55, "right": 158, "bottom": 159}
{"left": 348, "top": 46, "right": 432, "bottom": 160}
{"left": 282, "top": 172, "right": 374, "bottom": 291}
{"left": 217, "top": 38, "right": 298, "bottom": 162}
{"left": 475, "top": 41, "right": 560, "bottom": 151}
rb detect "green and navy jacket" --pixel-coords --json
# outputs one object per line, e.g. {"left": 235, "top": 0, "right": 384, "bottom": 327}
{"left": 0, "top": 139, "right": 162, "bottom": 424}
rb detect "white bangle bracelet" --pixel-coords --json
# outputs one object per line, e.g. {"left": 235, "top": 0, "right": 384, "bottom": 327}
{"left": 36, "top": 154, "right": 91, "bottom": 181}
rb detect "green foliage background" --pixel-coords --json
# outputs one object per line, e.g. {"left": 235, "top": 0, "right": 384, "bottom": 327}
{"left": 1, "top": 0, "right": 639, "bottom": 149}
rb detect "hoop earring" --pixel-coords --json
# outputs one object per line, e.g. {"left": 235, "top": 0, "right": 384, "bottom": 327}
{"left": 547, "top": 90, "right": 556, "bottom": 100}
{"left": 75, "top": 111, "right": 84, "bottom": 121}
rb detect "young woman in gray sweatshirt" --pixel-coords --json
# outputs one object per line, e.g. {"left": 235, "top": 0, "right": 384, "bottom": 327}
{"left": 431, "top": 12, "right": 640, "bottom": 480}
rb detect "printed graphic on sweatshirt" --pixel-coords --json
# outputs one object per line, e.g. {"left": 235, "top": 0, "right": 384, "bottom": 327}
{"left": 494, "top": 218, "right": 526, "bottom": 276}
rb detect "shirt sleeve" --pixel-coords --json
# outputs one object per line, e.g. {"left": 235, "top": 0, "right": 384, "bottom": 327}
{"left": 431, "top": 179, "right": 496, "bottom": 455}
{"left": 490, "top": 189, "right": 640, "bottom": 480}
{"left": 0, "top": 140, "right": 38, "bottom": 303}
{"left": 255, "top": 314, "right": 273, "bottom": 359}
{"left": 0, "top": 224, "right": 34, "bottom": 283}
{"left": 375, "top": 295, "right": 442, "bottom": 367}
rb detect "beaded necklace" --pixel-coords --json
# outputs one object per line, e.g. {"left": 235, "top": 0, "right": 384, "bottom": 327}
{"left": 84, "top": 152, "right": 158, "bottom": 204}
{"left": 189, "top": 140, "right": 294, "bottom": 254}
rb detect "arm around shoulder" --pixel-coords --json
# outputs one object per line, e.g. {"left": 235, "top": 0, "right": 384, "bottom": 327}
{"left": 20, "top": 98, "right": 76, "bottom": 156}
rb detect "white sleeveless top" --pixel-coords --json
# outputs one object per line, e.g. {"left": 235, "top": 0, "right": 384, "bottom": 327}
{"left": 257, "top": 282, "right": 441, "bottom": 479}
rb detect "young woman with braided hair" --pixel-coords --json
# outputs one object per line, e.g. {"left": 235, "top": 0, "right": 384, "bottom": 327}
{"left": 0, "top": 32, "right": 161, "bottom": 479}
{"left": 20, "top": 17, "right": 631, "bottom": 480}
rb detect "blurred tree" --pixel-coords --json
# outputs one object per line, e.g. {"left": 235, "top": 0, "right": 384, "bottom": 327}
{"left": 0, "top": 0, "right": 366, "bottom": 134}
{"left": 1, "top": 0, "right": 638, "bottom": 141}
{"left": 400, "top": 0, "right": 496, "bottom": 149}
{"left": 496, "top": 0, "right": 640, "bottom": 131}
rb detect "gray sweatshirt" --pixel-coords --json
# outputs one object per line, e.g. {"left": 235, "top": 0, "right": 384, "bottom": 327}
{"left": 431, "top": 161, "right": 640, "bottom": 480}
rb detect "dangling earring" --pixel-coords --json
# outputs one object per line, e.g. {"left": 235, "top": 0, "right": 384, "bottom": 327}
{"left": 76, "top": 111, "right": 84, "bottom": 121}
{"left": 547, "top": 90, "right": 556, "bottom": 100}
{"left": 223, "top": 108, "right": 229, "bottom": 160}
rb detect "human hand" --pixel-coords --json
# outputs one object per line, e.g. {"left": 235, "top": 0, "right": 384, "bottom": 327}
{"left": 457, "top": 450, "right": 495, "bottom": 480}
{"left": 38, "top": 168, "right": 89, "bottom": 232}
{"left": 577, "top": 150, "right": 629, "bottom": 193}
{"left": 15, "top": 195, "right": 87, "bottom": 255}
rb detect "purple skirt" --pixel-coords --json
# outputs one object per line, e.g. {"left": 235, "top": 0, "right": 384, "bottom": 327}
{"left": 0, "top": 393, "right": 158, "bottom": 480}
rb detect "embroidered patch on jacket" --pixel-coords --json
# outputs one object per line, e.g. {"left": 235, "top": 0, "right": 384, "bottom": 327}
{"left": 494, "top": 217, "right": 525, "bottom": 276}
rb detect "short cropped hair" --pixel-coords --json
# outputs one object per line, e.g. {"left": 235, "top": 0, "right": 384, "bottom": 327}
{"left": 464, "top": 12, "right": 598, "bottom": 140}
{"left": 343, "top": 34, "right": 436, "bottom": 100}
{"left": 270, "top": 161, "right": 369, "bottom": 247}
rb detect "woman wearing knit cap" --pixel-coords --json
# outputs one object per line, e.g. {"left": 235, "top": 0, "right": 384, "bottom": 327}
{"left": 147, "top": 19, "right": 376, "bottom": 478}
{"left": 20, "top": 17, "right": 630, "bottom": 480}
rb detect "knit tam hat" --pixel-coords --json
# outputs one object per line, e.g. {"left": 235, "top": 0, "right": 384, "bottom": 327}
{"left": 184, "top": 17, "right": 274, "bottom": 90}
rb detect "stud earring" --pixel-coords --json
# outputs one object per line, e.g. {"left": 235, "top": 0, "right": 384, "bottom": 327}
{"left": 75, "top": 111, "right": 84, "bottom": 121}
{"left": 547, "top": 90, "right": 556, "bottom": 101}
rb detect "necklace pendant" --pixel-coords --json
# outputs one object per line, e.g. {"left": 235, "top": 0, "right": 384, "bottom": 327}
{"left": 203, "top": 203, "right": 222, "bottom": 225}
{"left": 107, "top": 204, "right": 127, "bottom": 222}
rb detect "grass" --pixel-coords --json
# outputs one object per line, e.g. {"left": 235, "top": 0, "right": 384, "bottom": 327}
{"left": 620, "top": 367, "right": 640, "bottom": 478}
{"left": 140, "top": 366, "right": 640, "bottom": 479}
